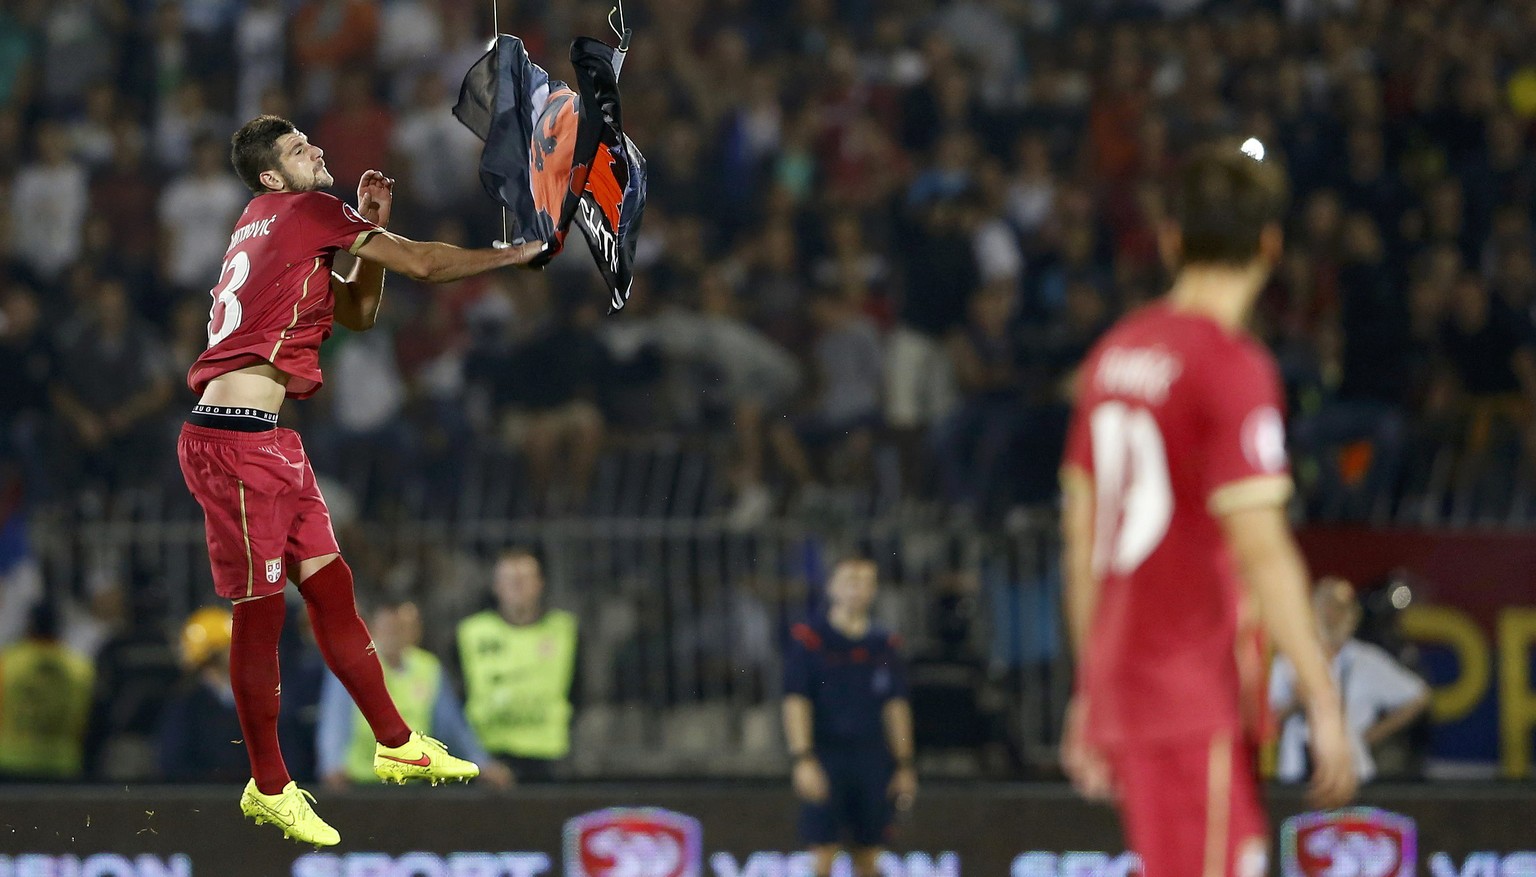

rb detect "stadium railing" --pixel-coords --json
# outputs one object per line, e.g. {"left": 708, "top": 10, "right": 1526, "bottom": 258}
{"left": 35, "top": 509, "right": 1072, "bottom": 779}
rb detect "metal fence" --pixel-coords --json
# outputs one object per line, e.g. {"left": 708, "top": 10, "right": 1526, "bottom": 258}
{"left": 34, "top": 508, "right": 1070, "bottom": 779}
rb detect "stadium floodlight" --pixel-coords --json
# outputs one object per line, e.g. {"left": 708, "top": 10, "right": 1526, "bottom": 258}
{"left": 1240, "top": 137, "right": 1267, "bottom": 162}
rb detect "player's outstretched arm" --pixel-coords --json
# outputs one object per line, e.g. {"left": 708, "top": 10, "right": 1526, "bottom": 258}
{"left": 353, "top": 230, "right": 548, "bottom": 285}
{"left": 1221, "top": 504, "right": 1359, "bottom": 809}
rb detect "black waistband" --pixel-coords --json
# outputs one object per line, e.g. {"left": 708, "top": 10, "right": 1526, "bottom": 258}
{"left": 187, "top": 404, "right": 279, "bottom": 433}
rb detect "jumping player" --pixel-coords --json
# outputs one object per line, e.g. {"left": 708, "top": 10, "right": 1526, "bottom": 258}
{"left": 178, "top": 115, "right": 546, "bottom": 846}
{"left": 1060, "top": 141, "right": 1358, "bottom": 877}
{"left": 783, "top": 558, "right": 917, "bottom": 877}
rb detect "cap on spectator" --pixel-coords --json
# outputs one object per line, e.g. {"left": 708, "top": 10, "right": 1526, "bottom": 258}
{"left": 180, "top": 607, "right": 234, "bottom": 668}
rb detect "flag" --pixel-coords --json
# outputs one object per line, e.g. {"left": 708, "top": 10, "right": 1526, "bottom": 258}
{"left": 454, "top": 33, "right": 647, "bottom": 312}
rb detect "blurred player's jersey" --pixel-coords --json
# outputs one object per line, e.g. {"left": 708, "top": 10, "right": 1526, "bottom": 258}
{"left": 1063, "top": 302, "right": 1290, "bottom": 747}
{"left": 188, "top": 191, "right": 380, "bottom": 399}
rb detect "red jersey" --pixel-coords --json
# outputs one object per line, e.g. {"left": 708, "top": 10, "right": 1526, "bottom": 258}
{"left": 1063, "top": 303, "right": 1291, "bottom": 747}
{"left": 188, "top": 191, "right": 381, "bottom": 399}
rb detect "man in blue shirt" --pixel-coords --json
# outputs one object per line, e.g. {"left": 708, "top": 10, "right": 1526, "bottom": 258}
{"left": 783, "top": 557, "right": 917, "bottom": 877}
{"left": 316, "top": 599, "right": 512, "bottom": 789}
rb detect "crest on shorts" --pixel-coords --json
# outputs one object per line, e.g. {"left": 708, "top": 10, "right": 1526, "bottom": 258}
{"left": 265, "top": 558, "right": 282, "bottom": 584}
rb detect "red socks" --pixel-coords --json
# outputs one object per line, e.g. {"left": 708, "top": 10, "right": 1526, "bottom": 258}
{"left": 299, "top": 557, "right": 411, "bottom": 749}
{"left": 230, "top": 594, "right": 291, "bottom": 795}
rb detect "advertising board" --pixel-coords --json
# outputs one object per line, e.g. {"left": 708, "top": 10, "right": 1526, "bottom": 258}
{"left": 1, "top": 786, "right": 1532, "bottom": 877}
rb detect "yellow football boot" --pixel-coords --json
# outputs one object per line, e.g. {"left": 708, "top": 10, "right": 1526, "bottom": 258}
{"left": 373, "top": 731, "right": 480, "bottom": 785}
{"left": 239, "top": 780, "right": 340, "bottom": 848}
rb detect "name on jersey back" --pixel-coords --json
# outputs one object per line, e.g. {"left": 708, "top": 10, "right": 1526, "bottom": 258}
{"left": 229, "top": 214, "right": 280, "bottom": 251}
{"left": 1095, "top": 346, "right": 1183, "bottom": 405}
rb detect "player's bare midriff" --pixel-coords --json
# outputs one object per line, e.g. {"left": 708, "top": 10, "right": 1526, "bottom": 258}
{"left": 198, "top": 362, "right": 291, "bottom": 415}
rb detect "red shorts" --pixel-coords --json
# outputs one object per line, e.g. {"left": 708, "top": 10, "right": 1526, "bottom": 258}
{"left": 1111, "top": 731, "right": 1268, "bottom": 877}
{"left": 177, "top": 424, "right": 339, "bottom": 600}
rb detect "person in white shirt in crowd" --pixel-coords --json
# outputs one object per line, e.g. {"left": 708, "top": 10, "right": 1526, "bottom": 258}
{"left": 158, "top": 135, "right": 248, "bottom": 300}
{"left": 11, "top": 121, "right": 87, "bottom": 286}
{"left": 1270, "top": 577, "right": 1431, "bottom": 783}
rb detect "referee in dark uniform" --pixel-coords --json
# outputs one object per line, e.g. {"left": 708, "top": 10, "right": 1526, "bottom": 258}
{"left": 783, "top": 557, "right": 917, "bottom": 877}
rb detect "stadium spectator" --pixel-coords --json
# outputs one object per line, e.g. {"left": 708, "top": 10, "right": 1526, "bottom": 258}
{"left": 494, "top": 287, "right": 609, "bottom": 512}
{"left": 158, "top": 607, "right": 247, "bottom": 783}
{"left": 1269, "top": 578, "right": 1430, "bottom": 783}
{"left": 1292, "top": 211, "right": 1411, "bottom": 519}
{"left": 771, "top": 287, "right": 885, "bottom": 495}
{"left": 0, "top": 601, "right": 94, "bottom": 780}
{"left": 10, "top": 121, "right": 87, "bottom": 287}
{"left": 652, "top": 266, "right": 803, "bottom": 526}
{"left": 0, "top": 284, "right": 51, "bottom": 482}
{"left": 90, "top": 122, "right": 162, "bottom": 305}
{"left": 234, "top": 0, "right": 286, "bottom": 121}
{"left": 934, "top": 282, "right": 1024, "bottom": 519}
{"left": 318, "top": 599, "right": 511, "bottom": 789}
{"left": 48, "top": 277, "right": 173, "bottom": 495}
{"left": 456, "top": 550, "right": 578, "bottom": 783}
{"left": 158, "top": 136, "right": 249, "bottom": 320}
{"left": 84, "top": 583, "right": 180, "bottom": 781}
{"left": 388, "top": 73, "right": 483, "bottom": 234}
{"left": 153, "top": 82, "right": 226, "bottom": 175}
{"left": 314, "top": 70, "right": 395, "bottom": 200}
{"left": 67, "top": 82, "right": 120, "bottom": 172}
{"left": 1434, "top": 273, "right": 1536, "bottom": 459}
{"left": 290, "top": 0, "right": 379, "bottom": 112}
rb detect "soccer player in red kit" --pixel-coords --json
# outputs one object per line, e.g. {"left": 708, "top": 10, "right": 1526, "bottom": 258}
{"left": 178, "top": 115, "right": 546, "bottom": 846}
{"left": 1060, "top": 142, "right": 1358, "bottom": 877}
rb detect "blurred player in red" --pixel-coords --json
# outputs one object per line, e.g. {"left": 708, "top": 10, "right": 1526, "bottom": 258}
{"left": 178, "top": 115, "right": 545, "bottom": 846}
{"left": 1060, "top": 141, "right": 1358, "bottom": 877}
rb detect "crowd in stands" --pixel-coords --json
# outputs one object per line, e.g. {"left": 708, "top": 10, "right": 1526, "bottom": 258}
{"left": 3, "top": 0, "right": 1536, "bottom": 529}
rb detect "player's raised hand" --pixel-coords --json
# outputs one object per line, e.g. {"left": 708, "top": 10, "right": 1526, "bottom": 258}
{"left": 1062, "top": 696, "right": 1115, "bottom": 802}
{"left": 493, "top": 238, "right": 554, "bottom": 268}
{"left": 356, "top": 170, "right": 394, "bottom": 228}
{"left": 1305, "top": 700, "right": 1359, "bottom": 810}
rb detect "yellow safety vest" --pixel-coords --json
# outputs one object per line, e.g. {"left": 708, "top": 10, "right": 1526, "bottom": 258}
{"left": 0, "top": 639, "right": 94, "bottom": 778}
{"left": 456, "top": 609, "right": 577, "bottom": 759}
{"left": 344, "top": 646, "right": 442, "bottom": 782}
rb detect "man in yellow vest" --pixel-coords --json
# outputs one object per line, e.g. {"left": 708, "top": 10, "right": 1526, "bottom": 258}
{"left": 317, "top": 599, "right": 512, "bottom": 788}
{"left": 457, "top": 549, "right": 578, "bottom": 783}
{"left": 0, "top": 601, "right": 94, "bottom": 779}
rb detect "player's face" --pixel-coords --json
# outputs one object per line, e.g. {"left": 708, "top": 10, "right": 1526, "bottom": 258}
{"left": 828, "top": 562, "right": 878, "bottom": 616}
{"left": 269, "top": 131, "right": 332, "bottom": 192}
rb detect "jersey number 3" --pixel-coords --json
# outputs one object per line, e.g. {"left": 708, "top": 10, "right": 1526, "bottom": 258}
{"left": 206, "top": 251, "right": 250, "bottom": 347}
{"left": 1089, "top": 401, "right": 1173, "bottom": 576}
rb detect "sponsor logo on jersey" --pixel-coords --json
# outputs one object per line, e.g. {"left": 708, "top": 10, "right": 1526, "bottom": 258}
{"left": 564, "top": 808, "right": 702, "bottom": 877}
{"left": 1280, "top": 808, "right": 1417, "bottom": 877}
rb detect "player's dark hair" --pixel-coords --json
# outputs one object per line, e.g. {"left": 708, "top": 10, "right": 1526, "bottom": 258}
{"left": 1171, "top": 141, "right": 1289, "bottom": 267}
{"left": 230, "top": 115, "right": 296, "bottom": 194}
